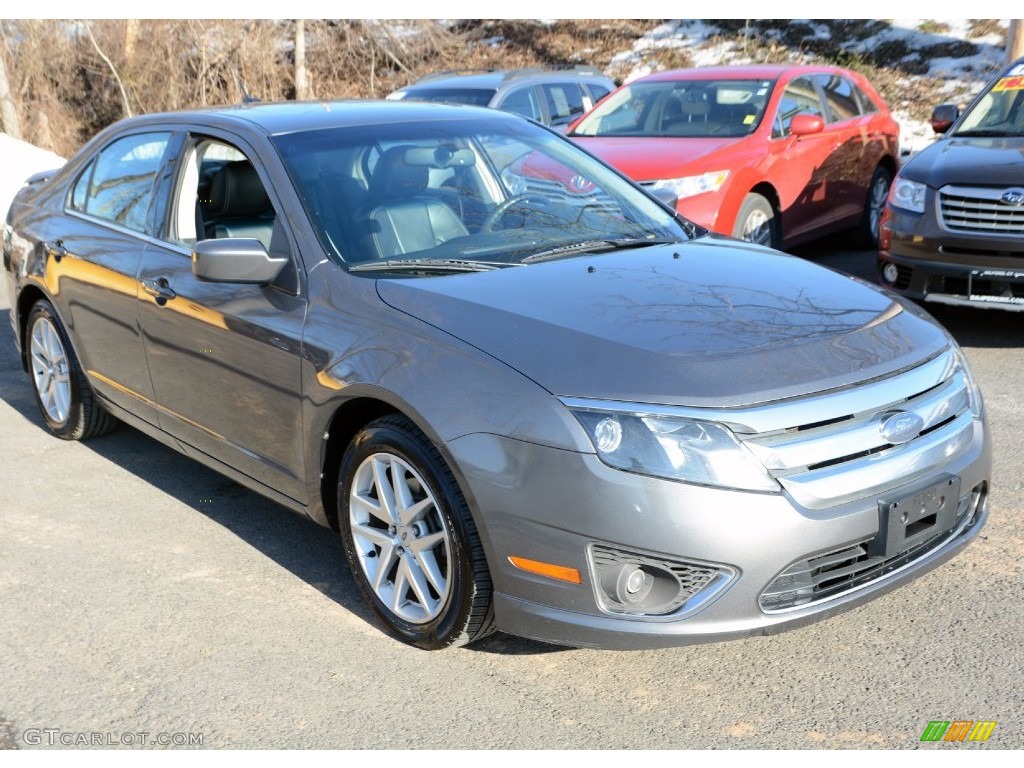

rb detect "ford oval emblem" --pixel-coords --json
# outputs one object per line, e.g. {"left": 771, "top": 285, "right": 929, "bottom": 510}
{"left": 1001, "top": 188, "right": 1024, "bottom": 205}
{"left": 880, "top": 412, "right": 924, "bottom": 445}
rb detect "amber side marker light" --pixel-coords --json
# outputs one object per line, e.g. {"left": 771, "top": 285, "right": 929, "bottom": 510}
{"left": 508, "top": 556, "right": 582, "bottom": 584}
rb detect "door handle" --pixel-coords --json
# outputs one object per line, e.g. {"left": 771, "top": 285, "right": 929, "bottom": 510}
{"left": 141, "top": 277, "right": 176, "bottom": 305}
{"left": 44, "top": 239, "right": 67, "bottom": 263}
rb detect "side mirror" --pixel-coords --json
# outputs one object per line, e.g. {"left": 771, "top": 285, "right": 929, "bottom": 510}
{"left": 192, "top": 238, "right": 287, "bottom": 284}
{"left": 790, "top": 114, "right": 825, "bottom": 136}
{"left": 930, "top": 104, "right": 959, "bottom": 134}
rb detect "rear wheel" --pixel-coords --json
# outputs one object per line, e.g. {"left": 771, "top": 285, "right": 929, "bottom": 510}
{"left": 338, "top": 415, "right": 494, "bottom": 649}
{"left": 733, "top": 192, "right": 779, "bottom": 249}
{"left": 859, "top": 166, "right": 892, "bottom": 248}
{"left": 26, "top": 300, "right": 117, "bottom": 440}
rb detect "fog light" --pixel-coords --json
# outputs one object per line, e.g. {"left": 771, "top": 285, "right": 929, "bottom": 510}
{"left": 882, "top": 262, "right": 899, "bottom": 285}
{"left": 593, "top": 417, "right": 622, "bottom": 453}
{"left": 616, "top": 566, "right": 653, "bottom": 603}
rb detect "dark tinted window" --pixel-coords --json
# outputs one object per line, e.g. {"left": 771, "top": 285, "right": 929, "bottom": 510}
{"left": 73, "top": 132, "right": 171, "bottom": 233}
{"left": 587, "top": 83, "right": 612, "bottom": 103}
{"left": 542, "top": 83, "right": 586, "bottom": 124}
{"left": 816, "top": 74, "right": 862, "bottom": 122}
{"left": 402, "top": 88, "right": 495, "bottom": 107}
{"left": 774, "top": 77, "right": 825, "bottom": 136}
{"left": 500, "top": 87, "right": 543, "bottom": 120}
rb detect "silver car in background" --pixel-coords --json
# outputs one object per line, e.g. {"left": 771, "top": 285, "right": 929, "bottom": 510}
{"left": 4, "top": 101, "right": 989, "bottom": 650}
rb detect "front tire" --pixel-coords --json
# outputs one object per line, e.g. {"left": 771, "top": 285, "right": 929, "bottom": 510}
{"left": 25, "top": 299, "right": 117, "bottom": 440}
{"left": 732, "top": 192, "right": 779, "bottom": 249}
{"left": 338, "top": 415, "right": 494, "bottom": 649}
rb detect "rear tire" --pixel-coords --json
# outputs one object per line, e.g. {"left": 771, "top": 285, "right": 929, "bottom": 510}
{"left": 338, "top": 414, "right": 494, "bottom": 649}
{"left": 25, "top": 299, "right": 117, "bottom": 440}
{"left": 859, "top": 166, "right": 893, "bottom": 249}
{"left": 732, "top": 192, "right": 779, "bottom": 249}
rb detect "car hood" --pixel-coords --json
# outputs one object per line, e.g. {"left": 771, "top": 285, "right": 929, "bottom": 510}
{"left": 570, "top": 136, "right": 741, "bottom": 181}
{"left": 376, "top": 238, "right": 947, "bottom": 408}
{"left": 904, "top": 135, "right": 1024, "bottom": 187}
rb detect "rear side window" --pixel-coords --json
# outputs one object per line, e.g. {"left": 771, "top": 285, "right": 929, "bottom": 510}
{"left": 69, "top": 132, "right": 172, "bottom": 233}
{"left": 815, "top": 74, "right": 862, "bottom": 122}
{"left": 542, "top": 83, "right": 586, "bottom": 125}
{"left": 500, "top": 87, "right": 543, "bottom": 121}
{"left": 587, "top": 83, "right": 612, "bottom": 103}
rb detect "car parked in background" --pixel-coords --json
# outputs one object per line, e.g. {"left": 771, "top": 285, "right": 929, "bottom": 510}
{"left": 387, "top": 66, "right": 615, "bottom": 129}
{"left": 4, "top": 100, "right": 988, "bottom": 651}
{"left": 568, "top": 65, "right": 900, "bottom": 250}
{"left": 879, "top": 57, "right": 1024, "bottom": 310}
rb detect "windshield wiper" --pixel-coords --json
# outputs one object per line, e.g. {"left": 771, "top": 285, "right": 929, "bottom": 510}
{"left": 348, "top": 258, "right": 513, "bottom": 274}
{"left": 520, "top": 237, "right": 679, "bottom": 264}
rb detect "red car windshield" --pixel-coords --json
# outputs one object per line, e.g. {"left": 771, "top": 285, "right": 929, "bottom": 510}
{"left": 572, "top": 79, "right": 775, "bottom": 138}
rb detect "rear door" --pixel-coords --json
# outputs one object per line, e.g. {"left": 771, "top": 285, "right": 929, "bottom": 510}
{"left": 136, "top": 129, "right": 308, "bottom": 501}
{"left": 56, "top": 129, "right": 179, "bottom": 422}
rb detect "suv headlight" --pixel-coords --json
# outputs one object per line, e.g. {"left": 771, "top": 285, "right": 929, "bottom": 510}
{"left": 648, "top": 171, "right": 729, "bottom": 201}
{"left": 890, "top": 177, "right": 927, "bottom": 214}
{"left": 567, "top": 403, "right": 779, "bottom": 492}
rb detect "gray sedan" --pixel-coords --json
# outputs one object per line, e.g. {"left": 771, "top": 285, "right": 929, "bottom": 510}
{"left": 3, "top": 101, "right": 989, "bottom": 649}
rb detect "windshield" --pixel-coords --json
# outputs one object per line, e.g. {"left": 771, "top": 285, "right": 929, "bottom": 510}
{"left": 399, "top": 88, "right": 496, "bottom": 107}
{"left": 954, "top": 70, "right": 1024, "bottom": 137}
{"left": 272, "top": 115, "right": 693, "bottom": 274}
{"left": 571, "top": 78, "right": 774, "bottom": 138}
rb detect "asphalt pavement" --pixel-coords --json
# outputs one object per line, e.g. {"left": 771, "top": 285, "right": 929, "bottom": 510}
{"left": 1, "top": 243, "right": 1021, "bottom": 749}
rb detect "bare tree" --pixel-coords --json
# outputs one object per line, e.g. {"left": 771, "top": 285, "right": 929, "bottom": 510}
{"left": 295, "top": 19, "right": 311, "bottom": 100}
{"left": 0, "top": 43, "right": 22, "bottom": 139}
{"left": 1009, "top": 20, "right": 1024, "bottom": 62}
{"left": 82, "top": 20, "right": 133, "bottom": 118}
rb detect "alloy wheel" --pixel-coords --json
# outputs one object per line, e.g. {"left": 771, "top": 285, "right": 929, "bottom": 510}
{"left": 30, "top": 317, "right": 71, "bottom": 424}
{"left": 348, "top": 452, "right": 452, "bottom": 624}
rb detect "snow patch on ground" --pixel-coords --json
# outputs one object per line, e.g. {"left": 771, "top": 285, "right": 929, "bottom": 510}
{"left": 0, "top": 133, "right": 64, "bottom": 228}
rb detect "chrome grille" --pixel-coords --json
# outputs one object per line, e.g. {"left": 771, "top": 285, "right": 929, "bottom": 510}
{"left": 726, "top": 348, "right": 975, "bottom": 509}
{"left": 939, "top": 185, "right": 1024, "bottom": 235}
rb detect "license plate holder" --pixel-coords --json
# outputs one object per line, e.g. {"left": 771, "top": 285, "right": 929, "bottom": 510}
{"left": 968, "top": 269, "right": 1024, "bottom": 305}
{"left": 871, "top": 476, "right": 960, "bottom": 559}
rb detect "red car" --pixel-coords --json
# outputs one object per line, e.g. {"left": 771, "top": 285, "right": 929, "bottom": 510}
{"left": 567, "top": 65, "right": 899, "bottom": 249}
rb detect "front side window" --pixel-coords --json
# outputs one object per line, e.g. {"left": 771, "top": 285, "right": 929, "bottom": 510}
{"left": 70, "top": 132, "right": 172, "bottom": 234}
{"left": 571, "top": 79, "right": 774, "bottom": 138}
{"left": 773, "top": 77, "right": 826, "bottom": 137}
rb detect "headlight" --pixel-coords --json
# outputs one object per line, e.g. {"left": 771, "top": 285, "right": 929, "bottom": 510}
{"left": 890, "top": 177, "right": 927, "bottom": 214}
{"left": 952, "top": 345, "right": 984, "bottom": 418}
{"left": 568, "top": 405, "right": 779, "bottom": 492}
{"left": 648, "top": 171, "right": 729, "bottom": 201}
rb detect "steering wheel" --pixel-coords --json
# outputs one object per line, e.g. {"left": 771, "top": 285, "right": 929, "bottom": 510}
{"left": 481, "top": 196, "right": 538, "bottom": 232}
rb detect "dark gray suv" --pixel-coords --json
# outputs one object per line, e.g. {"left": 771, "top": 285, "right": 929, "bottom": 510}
{"left": 388, "top": 67, "right": 615, "bottom": 128}
{"left": 879, "top": 57, "right": 1024, "bottom": 309}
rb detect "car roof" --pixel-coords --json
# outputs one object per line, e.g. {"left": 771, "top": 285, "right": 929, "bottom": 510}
{"left": 404, "top": 68, "right": 611, "bottom": 91}
{"left": 108, "top": 99, "right": 521, "bottom": 138}
{"left": 638, "top": 64, "right": 853, "bottom": 82}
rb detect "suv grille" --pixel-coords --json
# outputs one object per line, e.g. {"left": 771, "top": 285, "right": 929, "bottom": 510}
{"left": 939, "top": 185, "right": 1024, "bottom": 235}
{"left": 734, "top": 348, "right": 975, "bottom": 509}
{"left": 760, "top": 483, "right": 985, "bottom": 611}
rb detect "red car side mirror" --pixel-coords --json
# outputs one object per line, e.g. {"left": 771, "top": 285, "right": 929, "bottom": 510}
{"left": 790, "top": 114, "right": 825, "bottom": 136}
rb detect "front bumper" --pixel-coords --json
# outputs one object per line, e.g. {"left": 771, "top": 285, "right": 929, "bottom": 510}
{"left": 447, "top": 422, "right": 990, "bottom": 650}
{"left": 880, "top": 205, "right": 1024, "bottom": 310}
